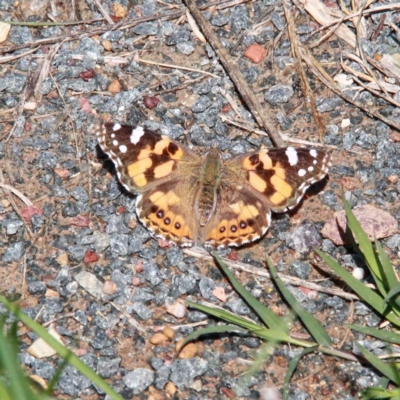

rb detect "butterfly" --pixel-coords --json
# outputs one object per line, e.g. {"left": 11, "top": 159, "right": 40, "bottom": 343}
{"left": 97, "top": 123, "right": 331, "bottom": 248}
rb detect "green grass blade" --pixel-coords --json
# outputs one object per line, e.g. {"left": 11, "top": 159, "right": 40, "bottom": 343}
{"left": 342, "top": 194, "right": 386, "bottom": 294}
{"left": 241, "top": 341, "right": 276, "bottom": 384}
{"left": 267, "top": 257, "right": 332, "bottom": 346}
{"left": 375, "top": 239, "right": 398, "bottom": 291}
{"left": 283, "top": 346, "right": 318, "bottom": 400}
{"left": 315, "top": 250, "right": 400, "bottom": 327}
{"left": 181, "top": 324, "right": 248, "bottom": 347}
{"left": 0, "top": 296, "right": 124, "bottom": 400}
{"left": 46, "top": 357, "right": 70, "bottom": 394}
{"left": 187, "top": 300, "right": 266, "bottom": 332}
{"left": 187, "top": 301, "right": 313, "bottom": 346}
{"left": 383, "top": 284, "right": 400, "bottom": 307}
{"left": 213, "top": 252, "right": 288, "bottom": 332}
{"left": 0, "top": 322, "right": 41, "bottom": 400}
{"left": 0, "top": 382, "right": 12, "bottom": 400}
{"left": 355, "top": 342, "right": 400, "bottom": 386}
{"left": 360, "top": 387, "right": 400, "bottom": 399}
{"left": 347, "top": 324, "right": 400, "bottom": 345}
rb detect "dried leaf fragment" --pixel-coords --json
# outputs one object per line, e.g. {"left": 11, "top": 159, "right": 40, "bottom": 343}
{"left": 0, "top": 22, "right": 11, "bottom": 43}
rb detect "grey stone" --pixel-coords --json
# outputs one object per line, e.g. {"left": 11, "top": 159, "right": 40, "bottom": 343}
{"left": 123, "top": 368, "right": 155, "bottom": 394}
{"left": 28, "top": 281, "right": 47, "bottom": 295}
{"left": 177, "top": 41, "right": 195, "bottom": 55}
{"left": 3, "top": 241, "right": 26, "bottom": 262}
{"left": 191, "top": 95, "right": 212, "bottom": 113}
{"left": 109, "top": 234, "right": 129, "bottom": 256}
{"left": 289, "top": 261, "right": 311, "bottom": 280}
{"left": 264, "top": 85, "right": 294, "bottom": 104}
{"left": 133, "top": 21, "right": 158, "bottom": 35}
{"left": 286, "top": 222, "right": 322, "bottom": 254}
{"left": 131, "top": 302, "right": 153, "bottom": 320}
{"left": 170, "top": 358, "right": 208, "bottom": 389}
{"left": 199, "top": 277, "right": 216, "bottom": 300}
{"left": 97, "top": 357, "right": 121, "bottom": 378}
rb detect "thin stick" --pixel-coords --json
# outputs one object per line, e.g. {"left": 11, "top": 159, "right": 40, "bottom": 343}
{"left": 183, "top": 247, "right": 359, "bottom": 301}
{"left": 134, "top": 54, "right": 220, "bottom": 78}
{"left": 0, "top": 172, "right": 34, "bottom": 238}
{"left": 92, "top": 0, "right": 114, "bottom": 25}
{"left": 0, "top": 47, "right": 39, "bottom": 64}
{"left": 0, "top": 0, "right": 240, "bottom": 55}
{"left": 283, "top": 1, "right": 325, "bottom": 142}
{"left": 183, "top": 0, "right": 284, "bottom": 147}
{"left": 299, "top": 46, "right": 400, "bottom": 131}
{"left": 0, "top": 183, "right": 33, "bottom": 206}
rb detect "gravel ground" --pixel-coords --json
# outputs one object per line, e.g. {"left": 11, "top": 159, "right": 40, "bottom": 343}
{"left": 0, "top": 0, "right": 399, "bottom": 398}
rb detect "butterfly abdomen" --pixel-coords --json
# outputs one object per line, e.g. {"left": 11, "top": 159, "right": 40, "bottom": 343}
{"left": 194, "top": 149, "right": 223, "bottom": 227}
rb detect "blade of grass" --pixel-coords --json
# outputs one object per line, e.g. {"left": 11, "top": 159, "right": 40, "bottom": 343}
{"left": 181, "top": 324, "right": 248, "bottom": 347}
{"left": 0, "top": 296, "right": 124, "bottom": 400}
{"left": 267, "top": 257, "right": 332, "bottom": 347}
{"left": 375, "top": 239, "right": 398, "bottom": 290}
{"left": 375, "top": 239, "right": 400, "bottom": 309}
{"left": 0, "top": 321, "right": 41, "bottom": 400}
{"left": 283, "top": 346, "right": 318, "bottom": 400}
{"left": 347, "top": 324, "right": 400, "bottom": 345}
{"left": 342, "top": 193, "right": 387, "bottom": 295}
{"left": 213, "top": 252, "right": 288, "bottom": 332}
{"left": 187, "top": 300, "right": 266, "bottom": 332}
{"left": 187, "top": 301, "right": 313, "bottom": 347}
{"left": 46, "top": 356, "right": 70, "bottom": 394}
{"left": 355, "top": 342, "right": 400, "bottom": 386}
{"left": 315, "top": 250, "right": 400, "bottom": 327}
{"left": 240, "top": 341, "right": 277, "bottom": 384}
{"left": 383, "top": 283, "right": 400, "bottom": 307}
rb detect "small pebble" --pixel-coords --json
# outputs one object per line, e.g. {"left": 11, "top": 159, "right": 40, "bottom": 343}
{"left": 149, "top": 333, "right": 169, "bottom": 345}
{"left": 177, "top": 341, "right": 198, "bottom": 359}
{"left": 102, "top": 280, "right": 117, "bottom": 295}
{"left": 352, "top": 268, "right": 365, "bottom": 280}
{"left": 244, "top": 43, "right": 266, "bottom": 63}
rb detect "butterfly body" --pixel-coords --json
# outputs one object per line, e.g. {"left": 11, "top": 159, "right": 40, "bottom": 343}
{"left": 98, "top": 123, "right": 331, "bottom": 248}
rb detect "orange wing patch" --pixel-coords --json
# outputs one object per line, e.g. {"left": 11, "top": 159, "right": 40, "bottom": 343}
{"left": 139, "top": 190, "right": 194, "bottom": 243}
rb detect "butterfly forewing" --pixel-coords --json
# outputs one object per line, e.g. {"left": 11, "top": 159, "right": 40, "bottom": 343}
{"left": 97, "top": 123, "right": 200, "bottom": 193}
{"left": 226, "top": 147, "right": 331, "bottom": 213}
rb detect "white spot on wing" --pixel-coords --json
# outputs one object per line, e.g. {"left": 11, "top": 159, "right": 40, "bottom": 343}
{"left": 313, "top": 160, "right": 317, "bottom": 165}
{"left": 112, "top": 140, "right": 118, "bottom": 146}
{"left": 113, "top": 123, "right": 121, "bottom": 131}
{"left": 308, "top": 166, "right": 314, "bottom": 172}
{"left": 111, "top": 133, "right": 115, "bottom": 138}
{"left": 130, "top": 126, "right": 145, "bottom": 144}
{"left": 298, "top": 169, "right": 306, "bottom": 177}
{"left": 119, "top": 145, "right": 128, "bottom": 153}
{"left": 310, "top": 149, "right": 318, "bottom": 158}
{"left": 286, "top": 147, "right": 298, "bottom": 166}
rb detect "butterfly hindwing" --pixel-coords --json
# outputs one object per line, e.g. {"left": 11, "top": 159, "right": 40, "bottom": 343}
{"left": 203, "top": 184, "right": 271, "bottom": 247}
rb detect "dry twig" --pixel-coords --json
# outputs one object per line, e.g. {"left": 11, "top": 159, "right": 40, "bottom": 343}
{"left": 183, "top": 0, "right": 284, "bottom": 147}
{"left": 184, "top": 247, "right": 359, "bottom": 301}
{"left": 283, "top": 0, "right": 325, "bottom": 142}
{"left": 299, "top": 47, "right": 400, "bottom": 131}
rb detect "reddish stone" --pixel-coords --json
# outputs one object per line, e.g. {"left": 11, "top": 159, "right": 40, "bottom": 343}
{"left": 70, "top": 214, "right": 90, "bottom": 227}
{"left": 84, "top": 250, "right": 99, "bottom": 263}
{"left": 143, "top": 96, "right": 160, "bottom": 109}
{"left": 21, "top": 205, "right": 43, "bottom": 221}
{"left": 244, "top": 43, "right": 267, "bottom": 63}
{"left": 79, "top": 68, "right": 95, "bottom": 81}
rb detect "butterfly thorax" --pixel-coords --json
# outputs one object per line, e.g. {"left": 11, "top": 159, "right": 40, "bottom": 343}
{"left": 194, "top": 148, "right": 222, "bottom": 227}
